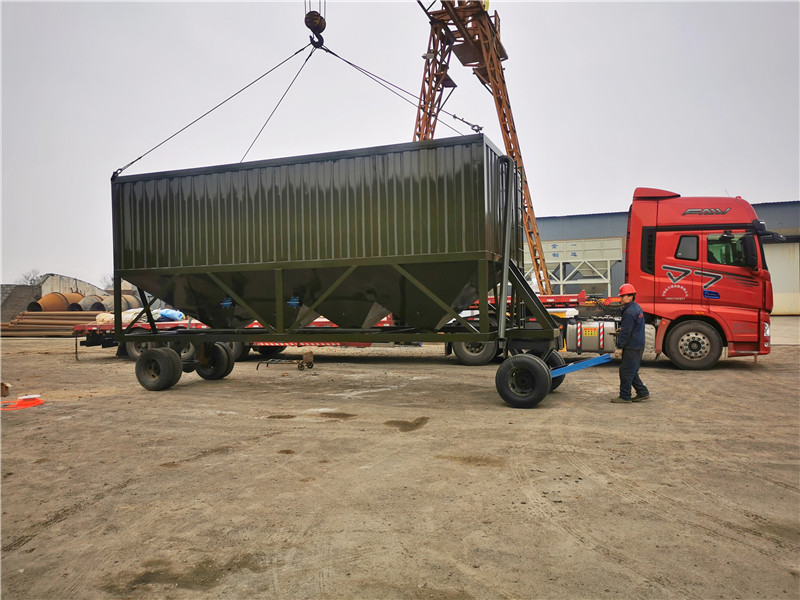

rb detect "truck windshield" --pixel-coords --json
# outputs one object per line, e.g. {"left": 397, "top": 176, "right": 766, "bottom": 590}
{"left": 706, "top": 233, "right": 749, "bottom": 267}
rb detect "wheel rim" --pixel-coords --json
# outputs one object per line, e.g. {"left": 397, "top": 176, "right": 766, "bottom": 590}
{"left": 678, "top": 331, "right": 711, "bottom": 359}
{"left": 509, "top": 366, "right": 534, "bottom": 396}
{"left": 464, "top": 342, "right": 487, "bottom": 355}
{"left": 142, "top": 358, "right": 162, "bottom": 381}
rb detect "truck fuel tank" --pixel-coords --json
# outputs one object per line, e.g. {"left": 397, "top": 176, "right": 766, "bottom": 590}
{"left": 564, "top": 320, "right": 655, "bottom": 354}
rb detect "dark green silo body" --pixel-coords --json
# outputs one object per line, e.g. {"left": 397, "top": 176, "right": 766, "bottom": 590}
{"left": 111, "top": 134, "right": 553, "bottom": 343}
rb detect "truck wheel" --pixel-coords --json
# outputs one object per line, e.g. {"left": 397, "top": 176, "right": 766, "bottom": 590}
{"left": 544, "top": 351, "right": 567, "bottom": 392}
{"left": 453, "top": 341, "right": 498, "bottom": 366}
{"left": 196, "top": 342, "right": 232, "bottom": 381}
{"left": 666, "top": 321, "right": 722, "bottom": 370}
{"left": 125, "top": 331, "right": 151, "bottom": 362}
{"left": 495, "top": 354, "right": 552, "bottom": 408}
{"left": 135, "top": 348, "right": 180, "bottom": 391}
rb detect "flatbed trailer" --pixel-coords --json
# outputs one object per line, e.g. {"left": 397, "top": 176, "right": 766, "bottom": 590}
{"left": 74, "top": 318, "right": 373, "bottom": 359}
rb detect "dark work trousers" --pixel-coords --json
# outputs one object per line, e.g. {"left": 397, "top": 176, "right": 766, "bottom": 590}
{"left": 619, "top": 347, "right": 649, "bottom": 400}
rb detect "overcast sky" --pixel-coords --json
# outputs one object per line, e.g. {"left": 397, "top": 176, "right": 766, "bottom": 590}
{"left": 2, "top": 1, "right": 798, "bottom": 286}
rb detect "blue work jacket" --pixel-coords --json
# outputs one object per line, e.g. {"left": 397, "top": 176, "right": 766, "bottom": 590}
{"left": 617, "top": 301, "right": 646, "bottom": 349}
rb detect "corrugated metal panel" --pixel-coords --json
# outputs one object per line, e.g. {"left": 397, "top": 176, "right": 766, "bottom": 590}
{"left": 114, "top": 135, "right": 508, "bottom": 271}
{"left": 537, "top": 212, "right": 628, "bottom": 242}
{"left": 753, "top": 201, "right": 800, "bottom": 235}
{"left": 111, "top": 135, "right": 522, "bottom": 330}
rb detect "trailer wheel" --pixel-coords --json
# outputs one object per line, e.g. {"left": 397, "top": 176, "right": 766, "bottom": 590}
{"left": 665, "top": 320, "right": 722, "bottom": 370}
{"left": 167, "top": 337, "right": 197, "bottom": 361}
{"left": 135, "top": 348, "right": 181, "bottom": 391}
{"left": 158, "top": 347, "right": 183, "bottom": 387}
{"left": 226, "top": 341, "right": 249, "bottom": 361}
{"left": 256, "top": 345, "right": 286, "bottom": 358}
{"left": 495, "top": 354, "right": 552, "bottom": 408}
{"left": 197, "top": 342, "right": 232, "bottom": 381}
{"left": 125, "top": 331, "right": 151, "bottom": 361}
{"left": 453, "top": 341, "right": 498, "bottom": 366}
{"left": 544, "top": 351, "right": 567, "bottom": 392}
{"left": 221, "top": 342, "right": 236, "bottom": 377}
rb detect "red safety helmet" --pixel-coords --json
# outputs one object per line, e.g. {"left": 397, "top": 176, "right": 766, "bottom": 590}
{"left": 619, "top": 283, "right": 636, "bottom": 296}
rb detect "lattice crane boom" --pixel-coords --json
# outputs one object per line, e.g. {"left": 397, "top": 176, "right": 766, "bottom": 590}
{"left": 413, "top": 1, "right": 552, "bottom": 294}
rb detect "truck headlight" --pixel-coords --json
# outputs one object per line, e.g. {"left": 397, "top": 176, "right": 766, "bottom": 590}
{"left": 763, "top": 322, "right": 770, "bottom": 338}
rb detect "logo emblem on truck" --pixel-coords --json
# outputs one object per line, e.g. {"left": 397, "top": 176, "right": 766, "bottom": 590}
{"left": 663, "top": 265, "right": 692, "bottom": 283}
{"left": 682, "top": 208, "right": 731, "bottom": 215}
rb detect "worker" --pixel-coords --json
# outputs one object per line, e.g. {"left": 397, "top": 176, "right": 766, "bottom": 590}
{"left": 611, "top": 283, "right": 651, "bottom": 403}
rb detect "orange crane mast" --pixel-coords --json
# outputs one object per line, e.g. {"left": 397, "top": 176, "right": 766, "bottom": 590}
{"left": 413, "top": 0, "right": 552, "bottom": 294}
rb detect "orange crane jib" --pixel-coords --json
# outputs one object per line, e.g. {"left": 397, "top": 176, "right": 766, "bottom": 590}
{"left": 413, "top": 0, "right": 552, "bottom": 294}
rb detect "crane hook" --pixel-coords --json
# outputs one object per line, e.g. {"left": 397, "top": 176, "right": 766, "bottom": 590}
{"left": 304, "top": 11, "right": 326, "bottom": 48}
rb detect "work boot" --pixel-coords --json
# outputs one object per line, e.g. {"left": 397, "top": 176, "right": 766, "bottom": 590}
{"left": 611, "top": 397, "right": 632, "bottom": 403}
{"left": 632, "top": 393, "right": 650, "bottom": 402}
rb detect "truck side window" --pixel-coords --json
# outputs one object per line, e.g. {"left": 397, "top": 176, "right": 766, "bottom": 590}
{"left": 707, "top": 233, "right": 748, "bottom": 267}
{"left": 675, "top": 235, "right": 698, "bottom": 261}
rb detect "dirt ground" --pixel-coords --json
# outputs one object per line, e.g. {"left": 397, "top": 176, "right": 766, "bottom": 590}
{"left": 2, "top": 319, "right": 799, "bottom": 599}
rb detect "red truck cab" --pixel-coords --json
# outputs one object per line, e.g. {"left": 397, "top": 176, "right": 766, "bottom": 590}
{"left": 626, "top": 188, "right": 775, "bottom": 368}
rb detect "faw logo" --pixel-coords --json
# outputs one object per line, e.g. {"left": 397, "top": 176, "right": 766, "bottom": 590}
{"left": 682, "top": 208, "right": 731, "bottom": 216}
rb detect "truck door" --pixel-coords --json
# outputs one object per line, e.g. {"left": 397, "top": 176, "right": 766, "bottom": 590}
{"left": 655, "top": 231, "right": 702, "bottom": 309}
{"left": 702, "top": 230, "right": 761, "bottom": 312}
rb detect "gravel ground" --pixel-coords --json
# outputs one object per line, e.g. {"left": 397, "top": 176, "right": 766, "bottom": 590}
{"left": 1, "top": 319, "right": 798, "bottom": 599}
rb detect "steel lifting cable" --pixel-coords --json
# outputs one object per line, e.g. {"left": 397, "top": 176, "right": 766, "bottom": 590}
{"left": 112, "top": 43, "right": 312, "bottom": 180}
{"left": 240, "top": 46, "right": 317, "bottom": 162}
{"left": 318, "top": 45, "right": 482, "bottom": 137}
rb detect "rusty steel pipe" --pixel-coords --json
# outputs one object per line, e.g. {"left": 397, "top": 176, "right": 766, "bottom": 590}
{"left": 68, "top": 294, "right": 102, "bottom": 311}
{"left": 27, "top": 292, "right": 85, "bottom": 312}
{"left": 90, "top": 294, "right": 143, "bottom": 312}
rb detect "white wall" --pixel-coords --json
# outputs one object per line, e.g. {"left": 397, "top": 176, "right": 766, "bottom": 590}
{"left": 39, "top": 274, "right": 105, "bottom": 297}
{"left": 764, "top": 243, "right": 800, "bottom": 315}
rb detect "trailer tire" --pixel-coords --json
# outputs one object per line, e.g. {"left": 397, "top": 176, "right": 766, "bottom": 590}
{"left": 168, "top": 339, "right": 197, "bottom": 362}
{"left": 226, "top": 341, "right": 249, "bottom": 361}
{"left": 665, "top": 320, "right": 722, "bottom": 370}
{"left": 197, "top": 342, "right": 232, "bottom": 381}
{"left": 221, "top": 342, "right": 236, "bottom": 377}
{"left": 453, "top": 341, "right": 498, "bottom": 366}
{"left": 256, "top": 346, "right": 286, "bottom": 358}
{"left": 158, "top": 347, "right": 183, "bottom": 388}
{"left": 544, "top": 351, "right": 567, "bottom": 392}
{"left": 125, "top": 330, "right": 151, "bottom": 362}
{"left": 135, "top": 348, "right": 180, "bottom": 391}
{"left": 495, "top": 354, "right": 552, "bottom": 408}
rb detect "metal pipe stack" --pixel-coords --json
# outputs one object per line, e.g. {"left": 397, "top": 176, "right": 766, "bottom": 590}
{"left": 1, "top": 311, "right": 103, "bottom": 338}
